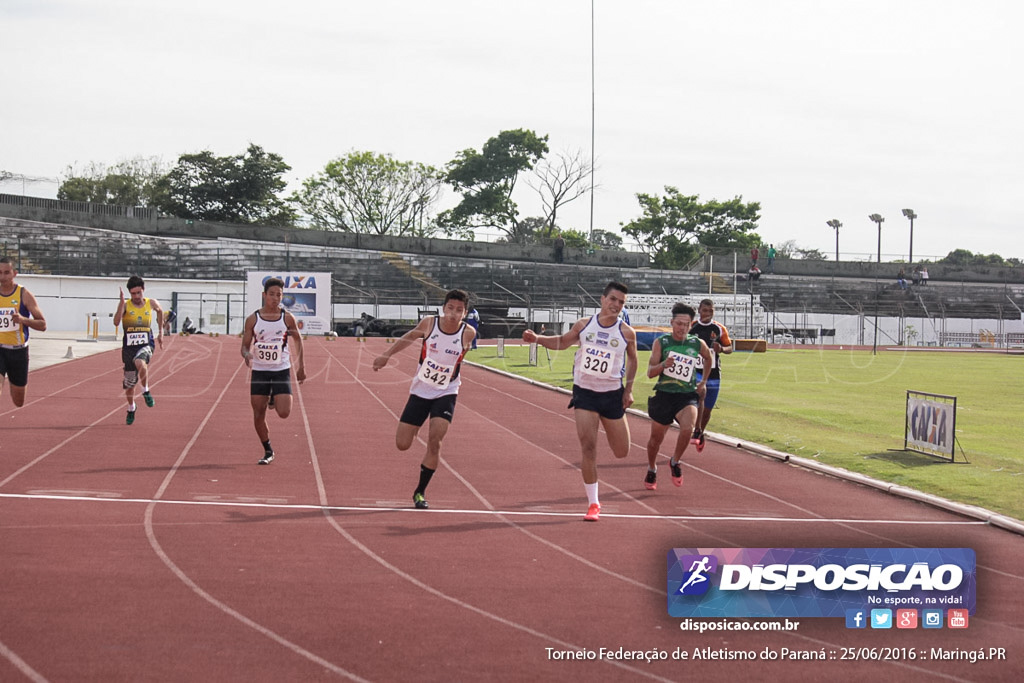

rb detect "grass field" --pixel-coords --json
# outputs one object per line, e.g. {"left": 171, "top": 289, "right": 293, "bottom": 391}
{"left": 469, "top": 344, "right": 1024, "bottom": 521}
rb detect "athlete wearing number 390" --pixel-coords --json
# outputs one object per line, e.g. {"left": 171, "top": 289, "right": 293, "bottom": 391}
{"left": 241, "top": 277, "right": 306, "bottom": 465}
{"left": 643, "top": 303, "right": 713, "bottom": 491}
{"left": 373, "top": 289, "right": 476, "bottom": 510}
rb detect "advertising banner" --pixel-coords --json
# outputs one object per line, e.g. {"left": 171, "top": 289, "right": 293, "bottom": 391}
{"left": 246, "top": 271, "right": 332, "bottom": 335}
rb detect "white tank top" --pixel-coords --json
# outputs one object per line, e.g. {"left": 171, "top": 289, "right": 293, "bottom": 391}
{"left": 573, "top": 315, "right": 627, "bottom": 392}
{"left": 409, "top": 318, "right": 467, "bottom": 400}
{"left": 251, "top": 310, "right": 291, "bottom": 372}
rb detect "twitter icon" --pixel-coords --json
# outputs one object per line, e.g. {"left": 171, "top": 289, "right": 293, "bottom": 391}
{"left": 870, "top": 609, "right": 893, "bottom": 629}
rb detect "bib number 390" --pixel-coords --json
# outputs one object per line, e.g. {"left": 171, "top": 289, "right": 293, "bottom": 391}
{"left": 255, "top": 341, "right": 282, "bottom": 362}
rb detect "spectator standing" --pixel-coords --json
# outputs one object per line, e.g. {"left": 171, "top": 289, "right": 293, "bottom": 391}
{"left": 554, "top": 235, "right": 566, "bottom": 264}
{"left": 766, "top": 244, "right": 776, "bottom": 274}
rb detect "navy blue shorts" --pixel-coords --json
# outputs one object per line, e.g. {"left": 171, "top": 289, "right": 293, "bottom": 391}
{"left": 400, "top": 393, "right": 458, "bottom": 426}
{"left": 648, "top": 390, "right": 700, "bottom": 426}
{"left": 568, "top": 384, "right": 625, "bottom": 420}
{"left": 696, "top": 374, "right": 721, "bottom": 409}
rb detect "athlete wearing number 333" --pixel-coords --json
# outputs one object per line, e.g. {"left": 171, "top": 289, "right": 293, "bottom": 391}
{"left": 241, "top": 277, "right": 306, "bottom": 466}
{"left": 373, "top": 289, "right": 476, "bottom": 510}
{"left": 643, "top": 302, "right": 713, "bottom": 492}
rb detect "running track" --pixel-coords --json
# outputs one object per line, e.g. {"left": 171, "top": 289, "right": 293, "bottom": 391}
{"left": 1, "top": 336, "right": 1021, "bottom": 682}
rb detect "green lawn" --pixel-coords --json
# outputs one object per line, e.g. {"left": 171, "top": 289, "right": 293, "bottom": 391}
{"left": 469, "top": 345, "right": 1024, "bottom": 521}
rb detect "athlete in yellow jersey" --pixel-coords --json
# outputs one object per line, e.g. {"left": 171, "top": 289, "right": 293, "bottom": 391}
{"left": 113, "top": 275, "right": 163, "bottom": 425}
{"left": 0, "top": 257, "right": 47, "bottom": 407}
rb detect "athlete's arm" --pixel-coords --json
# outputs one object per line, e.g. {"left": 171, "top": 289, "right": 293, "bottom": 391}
{"left": 150, "top": 298, "right": 164, "bottom": 349}
{"left": 12, "top": 288, "right": 46, "bottom": 331}
{"left": 373, "top": 316, "right": 431, "bottom": 371}
{"left": 647, "top": 338, "right": 666, "bottom": 378}
{"left": 463, "top": 323, "right": 477, "bottom": 348}
{"left": 717, "top": 325, "right": 733, "bottom": 354}
{"left": 240, "top": 314, "right": 256, "bottom": 367}
{"left": 523, "top": 318, "right": 584, "bottom": 350}
{"left": 113, "top": 288, "right": 126, "bottom": 328}
{"left": 621, "top": 323, "right": 638, "bottom": 409}
{"left": 285, "top": 312, "right": 306, "bottom": 383}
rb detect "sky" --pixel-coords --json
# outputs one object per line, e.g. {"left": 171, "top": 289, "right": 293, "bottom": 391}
{"left": 2, "top": 0, "right": 1022, "bottom": 261}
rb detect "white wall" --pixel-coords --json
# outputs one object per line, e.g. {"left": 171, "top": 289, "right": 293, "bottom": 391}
{"left": 21, "top": 274, "right": 246, "bottom": 335}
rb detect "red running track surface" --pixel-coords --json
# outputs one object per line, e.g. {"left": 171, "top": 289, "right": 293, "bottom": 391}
{"left": 1, "top": 335, "right": 1022, "bottom": 682}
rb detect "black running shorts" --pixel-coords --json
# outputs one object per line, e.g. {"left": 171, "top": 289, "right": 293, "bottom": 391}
{"left": 400, "top": 393, "right": 458, "bottom": 426}
{"left": 648, "top": 390, "right": 700, "bottom": 426}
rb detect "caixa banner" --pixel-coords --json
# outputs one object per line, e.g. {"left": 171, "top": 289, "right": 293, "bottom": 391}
{"left": 667, "top": 548, "right": 975, "bottom": 618}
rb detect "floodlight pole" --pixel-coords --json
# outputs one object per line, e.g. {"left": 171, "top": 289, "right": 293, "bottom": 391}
{"left": 868, "top": 213, "right": 885, "bottom": 264}
{"left": 902, "top": 208, "right": 917, "bottom": 264}
{"left": 826, "top": 219, "right": 842, "bottom": 262}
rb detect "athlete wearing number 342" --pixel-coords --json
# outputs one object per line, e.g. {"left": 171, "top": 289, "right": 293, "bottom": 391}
{"left": 373, "top": 289, "right": 476, "bottom": 511}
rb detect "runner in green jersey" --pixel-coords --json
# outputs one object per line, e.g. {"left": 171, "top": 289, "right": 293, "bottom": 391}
{"left": 644, "top": 303, "right": 713, "bottom": 490}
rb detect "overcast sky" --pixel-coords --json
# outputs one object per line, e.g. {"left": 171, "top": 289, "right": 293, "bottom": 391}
{"left": 2, "top": 0, "right": 1022, "bottom": 261}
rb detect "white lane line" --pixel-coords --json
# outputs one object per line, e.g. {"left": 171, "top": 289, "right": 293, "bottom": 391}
{"left": 0, "top": 492, "right": 989, "bottom": 525}
{"left": 137, "top": 348, "right": 370, "bottom": 682}
{"left": 0, "top": 638, "right": 48, "bottom": 683}
{"left": 299, "top": 352, "right": 677, "bottom": 683}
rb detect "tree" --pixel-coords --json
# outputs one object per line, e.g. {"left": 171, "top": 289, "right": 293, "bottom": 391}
{"left": 153, "top": 144, "right": 297, "bottom": 226}
{"left": 559, "top": 229, "right": 590, "bottom": 249}
{"left": 527, "top": 148, "right": 593, "bottom": 239}
{"left": 438, "top": 129, "right": 549, "bottom": 240}
{"left": 57, "top": 157, "right": 168, "bottom": 206}
{"left": 620, "top": 187, "right": 761, "bottom": 269}
{"left": 775, "top": 239, "right": 827, "bottom": 261}
{"left": 496, "top": 216, "right": 546, "bottom": 245}
{"left": 938, "top": 249, "right": 1015, "bottom": 267}
{"left": 590, "top": 228, "right": 624, "bottom": 251}
{"left": 296, "top": 151, "right": 442, "bottom": 236}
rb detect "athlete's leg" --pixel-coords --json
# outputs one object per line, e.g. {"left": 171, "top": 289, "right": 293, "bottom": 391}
{"left": 672, "top": 405, "right": 699, "bottom": 462}
{"left": 396, "top": 422, "right": 420, "bottom": 451}
{"left": 7, "top": 383, "right": 26, "bottom": 407}
{"left": 647, "top": 421, "right": 670, "bottom": 469}
{"left": 421, "top": 416, "right": 451, "bottom": 470}
{"left": 574, "top": 409, "right": 601, "bottom": 484}
{"left": 272, "top": 393, "right": 292, "bottom": 419}
{"left": 251, "top": 394, "right": 271, "bottom": 442}
{"left": 602, "top": 415, "right": 631, "bottom": 459}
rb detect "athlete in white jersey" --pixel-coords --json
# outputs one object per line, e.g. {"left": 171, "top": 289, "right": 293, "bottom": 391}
{"left": 523, "top": 281, "right": 638, "bottom": 521}
{"left": 373, "top": 289, "right": 476, "bottom": 510}
{"left": 241, "top": 277, "right": 306, "bottom": 465}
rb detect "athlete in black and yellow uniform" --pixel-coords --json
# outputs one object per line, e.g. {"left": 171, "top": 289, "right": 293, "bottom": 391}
{"left": 113, "top": 275, "right": 163, "bottom": 425}
{"left": 643, "top": 302, "right": 713, "bottom": 491}
{"left": 0, "top": 257, "right": 47, "bottom": 407}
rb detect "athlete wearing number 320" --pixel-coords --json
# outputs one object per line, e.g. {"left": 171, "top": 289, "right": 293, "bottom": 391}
{"left": 524, "top": 281, "right": 639, "bottom": 522}
{"left": 643, "top": 303, "right": 713, "bottom": 492}
{"left": 241, "top": 277, "right": 306, "bottom": 466}
{"left": 373, "top": 288, "right": 476, "bottom": 510}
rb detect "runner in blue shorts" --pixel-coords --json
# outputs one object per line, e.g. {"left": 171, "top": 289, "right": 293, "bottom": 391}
{"left": 689, "top": 299, "right": 733, "bottom": 453}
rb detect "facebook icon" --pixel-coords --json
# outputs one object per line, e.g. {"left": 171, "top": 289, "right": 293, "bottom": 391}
{"left": 845, "top": 609, "right": 867, "bottom": 629}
